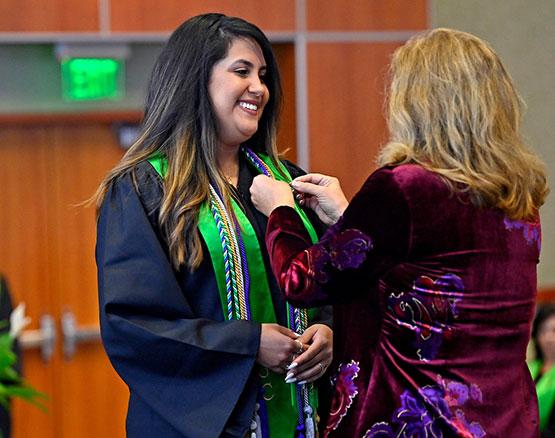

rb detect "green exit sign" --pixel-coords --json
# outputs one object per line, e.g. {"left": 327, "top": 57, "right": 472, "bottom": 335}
{"left": 61, "top": 58, "right": 124, "bottom": 101}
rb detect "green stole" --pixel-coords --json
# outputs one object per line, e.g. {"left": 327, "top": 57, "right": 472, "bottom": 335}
{"left": 148, "top": 153, "right": 318, "bottom": 437}
{"left": 529, "top": 360, "right": 555, "bottom": 431}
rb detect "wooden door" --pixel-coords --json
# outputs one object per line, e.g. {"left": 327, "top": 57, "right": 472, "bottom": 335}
{"left": 0, "top": 123, "right": 128, "bottom": 438}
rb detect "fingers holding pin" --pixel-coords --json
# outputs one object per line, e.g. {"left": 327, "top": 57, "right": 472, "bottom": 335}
{"left": 290, "top": 184, "right": 305, "bottom": 205}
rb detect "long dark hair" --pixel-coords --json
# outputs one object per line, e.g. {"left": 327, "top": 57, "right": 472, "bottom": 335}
{"left": 93, "top": 13, "right": 283, "bottom": 269}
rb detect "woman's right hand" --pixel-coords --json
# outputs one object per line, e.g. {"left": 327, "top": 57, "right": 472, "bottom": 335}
{"left": 257, "top": 323, "right": 306, "bottom": 374}
{"left": 291, "top": 173, "right": 349, "bottom": 225}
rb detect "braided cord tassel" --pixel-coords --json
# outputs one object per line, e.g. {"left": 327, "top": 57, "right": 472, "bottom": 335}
{"left": 242, "top": 146, "right": 274, "bottom": 178}
{"left": 209, "top": 184, "right": 246, "bottom": 319}
{"left": 294, "top": 308, "right": 302, "bottom": 333}
{"left": 289, "top": 299, "right": 312, "bottom": 437}
{"left": 232, "top": 214, "right": 252, "bottom": 320}
{"left": 208, "top": 192, "right": 236, "bottom": 319}
{"left": 302, "top": 384, "right": 315, "bottom": 438}
{"left": 210, "top": 186, "right": 245, "bottom": 318}
{"left": 210, "top": 189, "right": 240, "bottom": 318}
{"left": 300, "top": 309, "right": 308, "bottom": 331}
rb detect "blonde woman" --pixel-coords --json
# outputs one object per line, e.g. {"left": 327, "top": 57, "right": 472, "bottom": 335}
{"left": 251, "top": 28, "right": 548, "bottom": 437}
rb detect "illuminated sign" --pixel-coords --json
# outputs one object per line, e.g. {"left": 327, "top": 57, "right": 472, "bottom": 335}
{"left": 61, "top": 58, "right": 124, "bottom": 101}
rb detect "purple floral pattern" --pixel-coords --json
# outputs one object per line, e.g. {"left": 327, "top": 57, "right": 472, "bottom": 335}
{"left": 311, "top": 218, "right": 373, "bottom": 283}
{"left": 325, "top": 360, "right": 360, "bottom": 435}
{"left": 504, "top": 217, "right": 541, "bottom": 252}
{"left": 388, "top": 274, "right": 463, "bottom": 361}
{"left": 364, "top": 376, "right": 485, "bottom": 438}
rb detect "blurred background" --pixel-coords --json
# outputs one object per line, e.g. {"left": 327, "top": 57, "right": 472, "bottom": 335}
{"left": 0, "top": 0, "right": 552, "bottom": 436}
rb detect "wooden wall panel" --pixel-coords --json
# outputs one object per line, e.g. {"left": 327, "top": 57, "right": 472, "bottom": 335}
{"left": 0, "top": 0, "right": 98, "bottom": 32}
{"left": 1, "top": 124, "right": 128, "bottom": 438}
{"left": 0, "top": 127, "right": 57, "bottom": 437}
{"left": 307, "top": 0, "right": 428, "bottom": 31}
{"left": 49, "top": 125, "right": 127, "bottom": 438}
{"left": 307, "top": 42, "right": 402, "bottom": 198}
{"left": 110, "top": 0, "right": 295, "bottom": 32}
{"left": 537, "top": 288, "right": 555, "bottom": 304}
{"left": 273, "top": 44, "right": 297, "bottom": 162}
{"left": 48, "top": 126, "right": 121, "bottom": 328}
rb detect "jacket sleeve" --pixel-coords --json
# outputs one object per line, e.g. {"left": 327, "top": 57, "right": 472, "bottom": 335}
{"left": 96, "top": 171, "right": 260, "bottom": 437}
{"left": 281, "top": 160, "right": 332, "bottom": 325}
{"left": 265, "top": 167, "right": 411, "bottom": 307}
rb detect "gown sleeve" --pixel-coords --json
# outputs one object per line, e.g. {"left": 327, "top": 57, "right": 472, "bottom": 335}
{"left": 96, "top": 169, "right": 261, "bottom": 437}
{"left": 265, "top": 167, "right": 411, "bottom": 307}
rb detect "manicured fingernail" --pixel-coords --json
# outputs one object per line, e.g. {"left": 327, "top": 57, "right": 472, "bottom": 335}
{"left": 286, "top": 372, "right": 295, "bottom": 380}
{"left": 287, "top": 362, "right": 298, "bottom": 370}
{"left": 297, "top": 380, "right": 307, "bottom": 385}
{"left": 285, "top": 377, "right": 297, "bottom": 384}
{"left": 294, "top": 332, "right": 302, "bottom": 337}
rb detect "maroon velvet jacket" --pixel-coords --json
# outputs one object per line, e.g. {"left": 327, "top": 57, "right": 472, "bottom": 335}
{"left": 266, "top": 164, "right": 540, "bottom": 437}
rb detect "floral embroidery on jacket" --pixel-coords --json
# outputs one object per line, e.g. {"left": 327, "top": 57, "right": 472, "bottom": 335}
{"left": 311, "top": 218, "right": 373, "bottom": 283}
{"left": 388, "top": 274, "right": 463, "bottom": 361}
{"left": 325, "top": 360, "right": 360, "bottom": 435}
{"left": 503, "top": 217, "right": 541, "bottom": 252}
{"left": 364, "top": 376, "right": 485, "bottom": 438}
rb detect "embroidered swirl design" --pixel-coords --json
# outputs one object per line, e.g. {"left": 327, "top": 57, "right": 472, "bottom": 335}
{"left": 325, "top": 360, "right": 360, "bottom": 435}
{"left": 364, "top": 376, "right": 485, "bottom": 438}
{"left": 503, "top": 217, "right": 541, "bottom": 252}
{"left": 311, "top": 218, "right": 373, "bottom": 283}
{"left": 388, "top": 273, "right": 463, "bottom": 361}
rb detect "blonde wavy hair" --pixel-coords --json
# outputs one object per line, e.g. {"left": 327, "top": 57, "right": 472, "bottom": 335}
{"left": 379, "top": 28, "right": 548, "bottom": 220}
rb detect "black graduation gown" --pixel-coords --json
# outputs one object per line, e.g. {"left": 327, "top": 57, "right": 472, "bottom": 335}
{"left": 96, "top": 157, "right": 329, "bottom": 438}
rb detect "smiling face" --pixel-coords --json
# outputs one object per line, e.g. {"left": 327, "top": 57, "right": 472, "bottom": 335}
{"left": 208, "top": 37, "right": 270, "bottom": 150}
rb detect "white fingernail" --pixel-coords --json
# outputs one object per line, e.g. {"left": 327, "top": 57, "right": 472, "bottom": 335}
{"left": 297, "top": 380, "right": 307, "bottom": 385}
{"left": 286, "top": 372, "right": 295, "bottom": 380}
{"left": 285, "top": 377, "right": 297, "bottom": 384}
{"left": 287, "top": 362, "right": 298, "bottom": 370}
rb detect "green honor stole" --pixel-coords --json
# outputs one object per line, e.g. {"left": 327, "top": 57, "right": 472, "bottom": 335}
{"left": 529, "top": 359, "right": 555, "bottom": 431}
{"left": 148, "top": 147, "right": 319, "bottom": 437}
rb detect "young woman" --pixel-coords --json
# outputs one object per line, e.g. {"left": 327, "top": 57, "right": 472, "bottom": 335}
{"left": 95, "top": 13, "right": 332, "bottom": 438}
{"left": 251, "top": 28, "right": 548, "bottom": 437}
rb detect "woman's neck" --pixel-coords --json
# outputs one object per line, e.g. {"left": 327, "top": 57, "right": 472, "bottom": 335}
{"left": 217, "top": 144, "right": 240, "bottom": 187}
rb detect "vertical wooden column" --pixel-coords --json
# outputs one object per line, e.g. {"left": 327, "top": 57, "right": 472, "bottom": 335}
{"left": 303, "top": 0, "right": 429, "bottom": 198}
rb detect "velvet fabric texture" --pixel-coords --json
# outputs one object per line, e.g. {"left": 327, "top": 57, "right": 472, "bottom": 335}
{"left": 266, "top": 164, "right": 540, "bottom": 437}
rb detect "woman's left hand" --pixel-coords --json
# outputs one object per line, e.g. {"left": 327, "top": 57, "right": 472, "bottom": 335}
{"left": 285, "top": 324, "right": 333, "bottom": 384}
{"left": 250, "top": 175, "right": 295, "bottom": 216}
